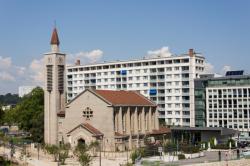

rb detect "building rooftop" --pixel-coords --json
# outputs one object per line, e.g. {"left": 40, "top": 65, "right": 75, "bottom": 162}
{"left": 67, "top": 123, "right": 103, "bottom": 137}
{"left": 67, "top": 51, "right": 204, "bottom": 68}
{"left": 94, "top": 89, "right": 157, "bottom": 106}
{"left": 170, "top": 126, "right": 239, "bottom": 135}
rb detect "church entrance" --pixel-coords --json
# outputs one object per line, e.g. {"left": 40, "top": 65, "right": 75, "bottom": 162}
{"left": 77, "top": 138, "right": 86, "bottom": 146}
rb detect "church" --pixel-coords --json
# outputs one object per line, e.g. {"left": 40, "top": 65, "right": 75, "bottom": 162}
{"left": 44, "top": 28, "right": 161, "bottom": 151}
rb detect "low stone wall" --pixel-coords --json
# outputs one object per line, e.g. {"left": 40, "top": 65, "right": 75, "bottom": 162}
{"left": 184, "top": 151, "right": 205, "bottom": 159}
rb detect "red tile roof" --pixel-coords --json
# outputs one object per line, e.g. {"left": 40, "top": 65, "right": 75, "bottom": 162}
{"left": 83, "top": 123, "right": 103, "bottom": 136}
{"left": 67, "top": 123, "right": 103, "bottom": 137}
{"left": 50, "top": 28, "right": 60, "bottom": 45}
{"left": 94, "top": 90, "right": 156, "bottom": 106}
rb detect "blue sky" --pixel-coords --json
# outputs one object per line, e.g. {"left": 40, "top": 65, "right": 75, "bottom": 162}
{"left": 0, "top": 0, "right": 249, "bottom": 94}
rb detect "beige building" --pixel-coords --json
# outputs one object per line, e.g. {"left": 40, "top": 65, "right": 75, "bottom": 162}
{"left": 44, "top": 28, "right": 161, "bottom": 151}
{"left": 58, "top": 89, "right": 159, "bottom": 151}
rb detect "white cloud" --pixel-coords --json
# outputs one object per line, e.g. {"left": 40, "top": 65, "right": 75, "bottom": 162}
{"left": 68, "top": 49, "right": 104, "bottom": 65}
{"left": 203, "top": 62, "right": 214, "bottom": 74}
{"left": 29, "top": 58, "right": 44, "bottom": 85}
{"left": 0, "top": 56, "right": 12, "bottom": 69}
{"left": 147, "top": 46, "right": 172, "bottom": 58}
{"left": 0, "top": 71, "right": 15, "bottom": 81}
{"left": 15, "top": 66, "right": 26, "bottom": 76}
{"left": 221, "top": 65, "right": 232, "bottom": 75}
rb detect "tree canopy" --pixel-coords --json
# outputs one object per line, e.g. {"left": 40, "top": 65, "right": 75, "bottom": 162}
{"left": 0, "top": 93, "right": 20, "bottom": 105}
{"left": 3, "top": 87, "right": 44, "bottom": 143}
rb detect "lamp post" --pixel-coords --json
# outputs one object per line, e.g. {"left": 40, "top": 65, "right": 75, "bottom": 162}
{"left": 99, "top": 136, "right": 103, "bottom": 166}
{"left": 37, "top": 143, "right": 40, "bottom": 160}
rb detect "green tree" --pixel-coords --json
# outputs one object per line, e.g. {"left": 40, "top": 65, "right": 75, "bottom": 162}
{"left": 44, "top": 142, "right": 71, "bottom": 164}
{"left": 74, "top": 143, "right": 94, "bottom": 166}
{"left": 3, "top": 87, "right": 44, "bottom": 142}
{"left": 0, "top": 93, "right": 20, "bottom": 105}
{"left": 58, "top": 142, "right": 71, "bottom": 165}
{"left": 44, "top": 144, "right": 60, "bottom": 161}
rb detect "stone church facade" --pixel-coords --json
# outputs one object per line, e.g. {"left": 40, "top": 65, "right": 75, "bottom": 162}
{"left": 44, "top": 28, "right": 160, "bottom": 151}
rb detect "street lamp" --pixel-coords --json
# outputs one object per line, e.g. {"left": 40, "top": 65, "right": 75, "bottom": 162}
{"left": 99, "top": 136, "right": 103, "bottom": 166}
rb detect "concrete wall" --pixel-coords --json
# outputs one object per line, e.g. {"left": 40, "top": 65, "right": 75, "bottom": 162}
{"left": 60, "top": 90, "right": 115, "bottom": 150}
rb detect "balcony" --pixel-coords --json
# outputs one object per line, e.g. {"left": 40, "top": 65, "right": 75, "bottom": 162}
{"left": 158, "top": 115, "right": 165, "bottom": 119}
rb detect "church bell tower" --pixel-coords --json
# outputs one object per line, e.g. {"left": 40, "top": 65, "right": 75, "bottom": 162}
{"left": 44, "top": 28, "right": 66, "bottom": 144}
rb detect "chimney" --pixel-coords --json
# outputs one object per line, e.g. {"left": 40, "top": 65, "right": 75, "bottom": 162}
{"left": 75, "top": 59, "right": 81, "bottom": 65}
{"left": 189, "top": 48, "right": 194, "bottom": 57}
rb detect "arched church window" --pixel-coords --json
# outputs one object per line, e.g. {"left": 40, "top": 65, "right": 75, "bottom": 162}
{"left": 83, "top": 107, "right": 93, "bottom": 120}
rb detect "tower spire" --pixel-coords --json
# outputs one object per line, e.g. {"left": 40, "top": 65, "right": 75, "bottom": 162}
{"left": 50, "top": 28, "right": 60, "bottom": 45}
{"left": 50, "top": 27, "right": 60, "bottom": 52}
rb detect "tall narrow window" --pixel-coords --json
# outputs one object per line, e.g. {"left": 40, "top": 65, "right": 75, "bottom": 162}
{"left": 122, "top": 111, "right": 126, "bottom": 132}
{"left": 58, "top": 65, "right": 64, "bottom": 92}
{"left": 47, "top": 65, "right": 53, "bottom": 91}
{"left": 138, "top": 111, "right": 141, "bottom": 131}
{"left": 145, "top": 111, "right": 148, "bottom": 130}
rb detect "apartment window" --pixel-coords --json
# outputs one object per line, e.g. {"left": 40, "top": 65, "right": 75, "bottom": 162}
{"left": 166, "top": 67, "right": 172, "bottom": 71}
{"left": 175, "top": 89, "right": 180, "bottom": 93}
{"left": 166, "top": 82, "right": 171, "bottom": 86}
{"left": 174, "top": 67, "right": 179, "bottom": 71}
{"left": 174, "top": 74, "right": 180, "bottom": 78}
{"left": 166, "top": 89, "right": 172, "bottom": 93}
{"left": 166, "top": 74, "right": 172, "bottom": 78}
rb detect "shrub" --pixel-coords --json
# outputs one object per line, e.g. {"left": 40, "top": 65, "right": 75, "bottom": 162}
{"left": 163, "top": 142, "right": 177, "bottom": 153}
{"left": 140, "top": 145, "right": 160, "bottom": 157}
{"left": 213, "top": 144, "right": 229, "bottom": 149}
{"left": 180, "top": 145, "right": 200, "bottom": 154}
{"left": 130, "top": 150, "right": 140, "bottom": 164}
{"left": 178, "top": 154, "right": 185, "bottom": 160}
{"left": 227, "top": 139, "right": 236, "bottom": 148}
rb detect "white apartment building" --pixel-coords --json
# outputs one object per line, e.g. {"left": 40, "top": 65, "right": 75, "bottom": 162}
{"left": 204, "top": 74, "right": 250, "bottom": 135}
{"left": 66, "top": 49, "right": 205, "bottom": 126}
{"left": 18, "top": 86, "right": 36, "bottom": 97}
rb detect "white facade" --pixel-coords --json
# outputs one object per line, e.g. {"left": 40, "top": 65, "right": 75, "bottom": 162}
{"left": 206, "top": 86, "right": 250, "bottom": 133}
{"left": 18, "top": 86, "right": 36, "bottom": 97}
{"left": 66, "top": 49, "right": 205, "bottom": 127}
